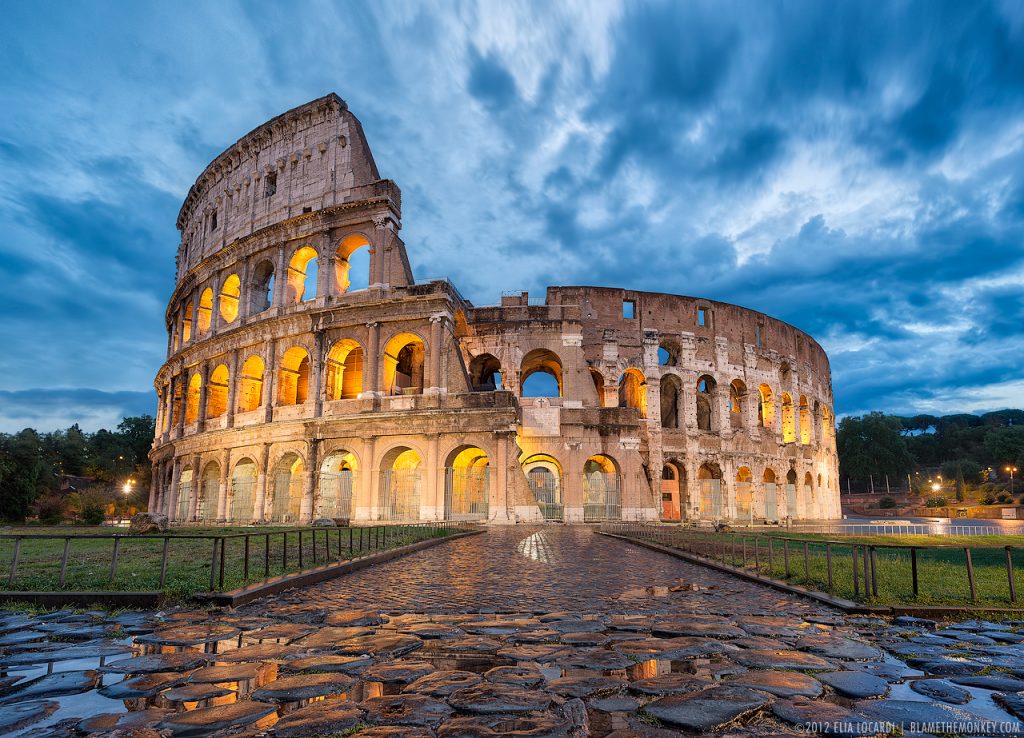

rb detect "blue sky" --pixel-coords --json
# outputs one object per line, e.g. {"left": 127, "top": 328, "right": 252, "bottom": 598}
{"left": 1, "top": 1, "right": 1023, "bottom": 432}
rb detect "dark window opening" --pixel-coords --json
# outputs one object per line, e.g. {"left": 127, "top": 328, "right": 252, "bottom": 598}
{"left": 210, "top": 210, "right": 218, "bottom": 231}
{"left": 697, "top": 307, "right": 707, "bottom": 327}
{"left": 756, "top": 323, "right": 763, "bottom": 349}
{"left": 302, "top": 206, "right": 312, "bottom": 214}
{"left": 264, "top": 172, "right": 277, "bottom": 198}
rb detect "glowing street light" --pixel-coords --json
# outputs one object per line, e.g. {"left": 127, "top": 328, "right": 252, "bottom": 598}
{"left": 1007, "top": 466, "right": 1018, "bottom": 495}
{"left": 122, "top": 479, "right": 135, "bottom": 495}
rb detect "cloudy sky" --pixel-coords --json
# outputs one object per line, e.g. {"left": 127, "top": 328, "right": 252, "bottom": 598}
{"left": 1, "top": 1, "right": 1022, "bottom": 432}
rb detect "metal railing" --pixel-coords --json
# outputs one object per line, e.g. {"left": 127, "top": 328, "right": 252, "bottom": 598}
{"left": 603, "top": 523, "right": 1024, "bottom": 606}
{"left": 0, "top": 522, "right": 467, "bottom": 596}
{"left": 780, "top": 522, "right": 1021, "bottom": 536}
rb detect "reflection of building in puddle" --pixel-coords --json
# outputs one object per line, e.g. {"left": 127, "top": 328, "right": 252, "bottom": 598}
{"left": 516, "top": 532, "right": 553, "bottom": 563}
{"left": 625, "top": 658, "right": 672, "bottom": 680}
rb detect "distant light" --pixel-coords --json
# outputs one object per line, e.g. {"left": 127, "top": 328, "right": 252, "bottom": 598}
{"left": 931, "top": 483, "right": 940, "bottom": 492}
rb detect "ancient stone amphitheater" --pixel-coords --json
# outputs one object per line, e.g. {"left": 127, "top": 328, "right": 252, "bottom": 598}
{"left": 149, "top": 93, "right": 840, "bottom": 526}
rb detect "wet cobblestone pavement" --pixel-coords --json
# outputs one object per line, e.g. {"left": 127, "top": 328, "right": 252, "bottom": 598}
{"left": 3, "top": 526, "right": 1024, "bottom": 737}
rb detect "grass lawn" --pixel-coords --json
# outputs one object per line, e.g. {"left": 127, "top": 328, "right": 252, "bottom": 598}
{"left": 0, "top": 524, "right": 455, "bottom": 599}
{"left": 639, "top": 529, "right": 1024, "bottom": 607}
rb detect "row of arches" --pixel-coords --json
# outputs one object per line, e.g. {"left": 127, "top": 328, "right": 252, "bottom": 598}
{"left": 522, "top": 453, "right": 623, "bottom": 522}
{"left": 173, "top": 235, "right": 372, "bottom": 351}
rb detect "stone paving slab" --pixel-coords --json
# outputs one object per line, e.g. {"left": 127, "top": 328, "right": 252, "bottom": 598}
{"left": 2, "top": 526, "right": 1024, "bottom": 737}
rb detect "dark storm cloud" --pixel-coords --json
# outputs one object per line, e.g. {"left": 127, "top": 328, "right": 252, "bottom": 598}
{"left": 0, "top": 0, "right": 1022, "bottom": 430}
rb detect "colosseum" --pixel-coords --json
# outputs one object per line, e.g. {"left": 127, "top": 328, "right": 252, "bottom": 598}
{"left": 148, "top": 93, "right": 841, "bottom": 526}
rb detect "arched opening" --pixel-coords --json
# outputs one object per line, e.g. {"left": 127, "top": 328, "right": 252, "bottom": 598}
{"left": 277, "top": 347, "right": 311, "bottom": 406}
{"left": 697, "top": 463, "right": 723, "bottom": 520}
{"left": 696, "top": 375, "right": 716, "bottom": 432}
{"left": 618, "top": 369, "right": 647, "bottom": 418}
{"left": 589, "top": 368, "right": 605, "bottom": 406}
{"left": 206, "top": 364, "right": 229, "bottom": 418}
{"left": 286, "top": 246, "right": 319, "bottom": 304}
{"left": 198, "top": 461, "right": 220, "bottom": 524}
{"left": 469, "top": 354, "right": 502, "bottom": 391}
{"left": 181, "top": 303, "right": 193, "bottom": 343}
{"left": 249, "top": 260, "right": 275, "bottom": 314}
{"left": 523, "top": 453, "right": 562, "bottom": 521}
{"left": 520, "top": 349, "right": 562, "bottom": 398}
{"left": 660, "top": 461, "right": 686, "bottom": 522}
{"left": 799, "top": 396, "right": 811, "bottom": 445}
{"left": 763, "top": 469, "right": 778, "bottom": 522}
{"left": 197, "top": 288, "right": 214, "bottom": 335}
{"left": 185, "top": 373, "right": 202, "bottom": 424}
{"left": 319, "top": 450, "right": 358, "bottom": 521}
{"left": 219, "top": 274, "right": 241, "bottom": 323}
{"left": 582, "top": 454, "right": 621, "bottom": 521}
{"left": 822, "top": 405, "right": 835, "bottom": 448}
{"left": 758, "top": 384, "right": 774, "bottom": 428}
{"left": 379, "top": 447, "right": 422, "bottom": 521}
{"left": 781, "top": 393, "right": 796, "bottom": 443}
{"left": 444, "top": 446, "right": 490, "bottom": 521}
{"left": 175, "top": 468, "right": 193, "bottom": 522}
{"left": 729, "top": 379, "right": 746, "bottom": 429}
{"left": 660, "top": 375, "right": 681, "bottom": 429}
{"left": 785, "top": 468, "right": 798, "bottom": 518}
{"left": 382, "top": 333, "right": 425, "bottom": 395}
{"left": 229, "top": 459, "right": 257, "bottom": 524}
{"left": 271, "top": 453, "right": 305, "bottom": 523}
{"left": 735, "top": 466, "right": 753, "bottom": 522}
{"left": 336, "top": 234, "right": 371, "bottom": 293}
{"left": 325, "top": 339, "right": 364, "bottom": 400}
{"left": 804, "top": 471, "right": 814, "bottom": 517}
{"left": 658, "top": 341, "right": 679, "bottom": 366}
{"left": 237, "top": 355, "right": 265, "bottom": 413}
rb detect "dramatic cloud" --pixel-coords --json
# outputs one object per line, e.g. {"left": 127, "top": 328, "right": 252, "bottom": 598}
{"left": 1, "top": 0, "right": 1022, "bottom": 431}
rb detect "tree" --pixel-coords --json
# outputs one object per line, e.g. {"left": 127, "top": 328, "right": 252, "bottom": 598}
{"left": 984, "top": 427, "right": 1024, "bottom": 468}
{"left": 837, "top": 413, "right": 913, "bottom": 483}
{"left": 0, "top": 429, "right": 49, "bottom": 521}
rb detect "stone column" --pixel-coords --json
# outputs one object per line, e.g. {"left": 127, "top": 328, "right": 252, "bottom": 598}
{"left": 273, "top": 244, "right": 288, "bottom": 308}
{"left": 197, "top": 362, "right": 210, "bottom": 426}
{"left": 175, "top": 375, "right": 187, "bottom": 437}
{"left": 167, "top": 457, "right": 181, "bottom": 520}
{"left": 148, "top": 462, "right": 159, "bottom": 512}
{"left": 210, "top": 278, "right": 221, "bottom": 336}
{"left": 424, "top": 435, "right": 440, "bottom": 520}
{"left": 491, "top": 432, "right": 514, "bottom": 523}
{"left": 191, "top": 290, "right": 201, "bottom": 342}
{"left": 358, "top": 437, "right": 376, "bottom": 521}
{"left": 188, "top": 453, "right": 202, "bottom": 522}
{"left": 263, "top": 340, "right": 277, "bottom": 423}
{"left": 319, "top": 231, "right": 337, "bottom": 297}
{"left": 226, "top": 350, "right": 239, "bottom": 428}
{"left": 254, "top": 443, "right": 271, "bottom": 522}
{"left": 361, "top": 322, "right": 381, "bottom": 397}
{"left": 301, "top": 440, "right": 320, "bottom": 523}
{"left": 426, "top": 315, "right": 445, "bottom": 395}
{"left": 217, "top": 448, "right": 230, "bottom": 520}
{"left": 312, "top": 330, "right": 326, "bottom": 417}
{"left": 370, "top": 216, "right": 389, "bottom": 288}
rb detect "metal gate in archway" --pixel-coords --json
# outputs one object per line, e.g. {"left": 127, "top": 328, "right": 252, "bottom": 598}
{"left": 699, "top": 479, "right": 723, "bottom": 520}
{"left": 229, "top": 477, "right": 256, "bottom": 524}
{"left": 528, "top": 469, "right": 563, "bottom": 521}
{"left": 764, "top": 482, "right": 778, "bottom": 522}
{"left": 175, "top": 480, "right": 192, "bottom": 522}
{"left": 318, "top": 470, "right": 355, "bottom": 520}
{"left": 379, "top": 469, "right": 421, "bottom": 521}
{"left": 786, "top": 483, "right": 798, "bottom": 518}
{"left": 444, "top": 468, "right": 489, "bottom": 521}
{"left": 197, "top": 478, "right": 219, "bottom": 524}
{"left": 582, "top": 472, "right": 621, "bottom": 521}
{"left": 272, "top": 470, "right": 302, "bottom": 523}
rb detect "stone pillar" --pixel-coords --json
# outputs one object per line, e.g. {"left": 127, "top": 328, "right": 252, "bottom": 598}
{"left": 563, "top": 440, "right": 583, "bottom": 523}
{"left": 197, "top": 362, "right": 210, "bottom": 426}
{"left": 424, "top": 435, "right": 440, "bottom": 520}
{"left": 167, "top": 457, "right": 181, "bottom": 520}
{"left": 217, "top": 448, "right": 230, "bottom": 520}
{"left": 361, "top": 322, "right": 381, "bottom": 397}
{"left": 254, "top": 443, "right": 271, "bottom": 522}
{"left": 370, "top": 216, "right": 389, "bottom": 288}
{"left": 263, "top": 340, "right": 277, "bottom": 423}
{"left": 491, "top": 432, "right": 514, "bottom": 523}
{"left": 301, "top": 440, "right": 319, "bottom": 523}
{"left": 148, "top": 462, "right": 159, "bottom": 511}
{"left": 426, "top": 315, "right": 445, "bottom": 395}
{"left": 226, "top": 350, "right": 239, "bottom": 428}
{"left": 319, "top": 231, "right": 337, "bottom": 297}
{"left": 312, "top": 330, "right": 326, "bottom": 417}
{"left": 190, "top": 290, "right": 201, "bottom": 341}
{"left": 210, "top": 278, "right": 221, "bottom": 336}
{"left": 358, "top": 437, "right": 376, "bottom": 521}
{"left": 188, "top": 453, "right": 202, "bottom": 522}
{"left": 175, "top": 375, "right": 187, "bottom": 437}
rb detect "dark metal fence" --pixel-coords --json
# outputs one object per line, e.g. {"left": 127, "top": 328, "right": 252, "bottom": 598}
{"left": 0, "top": 522, "right": 466, "bottom": 596}
{"left": 602, "top": 523, "right": 1024, "bottom": 606}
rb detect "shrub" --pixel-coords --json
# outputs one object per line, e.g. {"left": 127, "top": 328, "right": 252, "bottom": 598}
{"left": 997, "top": 493, "right": 1012, "bottom": 504}
{"left": 81, "top": 502, "right": 105, "bottom": 525}
{"left": 878, "top": 496, "right": 897, "bottom": 509}
{"left": 924, "top": 496, "right": 947, "bottom": 508}
{"left": 980, "top": 494, "right": 997, "bottom": 506}
{"left": 33, "top": 494, "right": 67, "bottom": 524}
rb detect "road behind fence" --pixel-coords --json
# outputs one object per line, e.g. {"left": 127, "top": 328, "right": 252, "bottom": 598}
{"left": 603, "top": 523, "right": 1024, "bottom": 607}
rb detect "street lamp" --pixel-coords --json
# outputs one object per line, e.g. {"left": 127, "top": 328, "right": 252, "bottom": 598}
{"left": 122, "top": 479, "right": 135, "bottom": 495}
{"left": 1007, "top": 467, "right": 1018, "bottom": 495}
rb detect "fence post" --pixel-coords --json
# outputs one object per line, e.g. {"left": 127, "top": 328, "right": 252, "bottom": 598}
{"left": 8, "top": 537, "right": 21, "bottom": 586}
{"left": 754, "top": 537, "right": 760, "bottom": 572}
{"left": 159, "top": 537, "right": 170, "bottom": 588}
{"left": 863, "top": 545, "right": 870, "bottom": 597}
{"left": 803, "top": 541, "right": 810, "bottom": 579}
{"left": 1005, "top": 547, "right": 1017, "bottom": 604}
{"left": 59, "top": 538, "right": 71, "bottom": 588}
{"left": 244, "top": 535, "right": 250, "bottom": 581}
{"left": 218, "top": 537, "right": 226, "bottom": 590}
{"left": 349, "top": 527, "right": 354, "bottom": 557}
{"left": 869, "top": 547, "right": 878, "bottom": 597}
{"left": 965, "top": 547, "right": 977, "bottom": 602}
{"left": 312, "top": 529, "right": 317, "bottom": 563}
{"left": 767, "top": 538, "right": 774, "bottom": 575}
{"left": 282, "top": 531, "right": 288, "bottom": 572}
{"left": 742, "top": 537, "right": 747, "bottom": 568}
{"left": 109, "top": 537, "right": 121, "bottom": 584}
{"left": 208, "top": 538, "right": 219, "bottom": 591}
{"left": 826, "top": 543, "right": 833, "bottom": 591}
{"left": 911, "top": 547, "right": 919, "bottom": 597}
{"left": 852, "top": 545, "right": 860, "bottom": 597}
{"left": 264, "top": 533, "right": 270, "bottom": 578}
{"left": 783, "top": 540, "right": 790, "bottom": 578}
{"left": 298, "top": 530, "right": 304, "bottom": 569}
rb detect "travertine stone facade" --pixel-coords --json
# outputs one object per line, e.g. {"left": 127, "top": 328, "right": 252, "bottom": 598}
{"left": 150, "top": 94, "right": 841, "bottom": 526}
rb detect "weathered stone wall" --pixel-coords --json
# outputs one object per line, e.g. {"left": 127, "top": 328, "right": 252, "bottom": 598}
{"left": 150, "top": 94, "right": 840, "bottom": 526}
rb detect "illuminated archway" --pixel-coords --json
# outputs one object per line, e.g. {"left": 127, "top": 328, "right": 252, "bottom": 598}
{"left": 735, "top": 466, "right": 753, "bottom": 522}
{"left": 696, "top": 375, "right": 716, "bottom": 432}
{"left": 197, "top": 288, "right": 213, "bottom": 335}
{"left": 237, "top": 355, "right": 264, "bottom": 413}
{"left": 583, "top": 454, "right": 621, "bottom": 521}
{"left": 799, "top": 395, "right": 811, "bottom": 445}
{"left": 181, "top": 302, "right": 193, "bottom": 343}
{"left": 325, "top": 339, "right": 364, "bottom": 400}
{"left": 175, "top": 468, "right": 194, "bottom": 522}
{"left": 469, "top": 354, "right": 502, "bottom": 391}
{"left": 277, "top": 347, "right": 310, "bottom": 405}
{"left": 198, "top": 461, "right": 220, "bottom": 524}
{"left": 379, "top": 447, "right": 422, "bottom": 521}
{"left": 206, "top": 364, "right": 229, "bottom": 418}
{"left": 697, "top": 463, "right": 723, "bottom": 520}
{"left": 185, "top": 373, "right": 202, "bottom": 424}
{"left": 785, "top": 468, "right": 798, "bottom": 518}
{"left": 781, "top": 393, "right": 796, "bottom": 443}
{"left": 589, "top": 368, "right": 605, "bottom": 406}
{"left": 219, "top": 274, "right": 241, "bottom": 323}
{"left": 382, "top": 333, "right": 425, "bottom": 395}
{"left": 520, "top": 349, "right": 562, "bottom": 398}
{"left": 249, "top": 260, "right": 274, "bottom": 314}
{"left": 336, "top": 234, "right": 371, "bottom": 293}
{"left": 444, "top": 446, "right": 490, "bottom": 521}
{"left": 270, "top": 453, "right": 304, "bottom": 523}
{"left": 763, "top": 468, "right": 778, "bottom": 521}
{"left": 618, "top": 369, "right": 647, "bottom": 418}
{"left": 286, "top": 246, "right": 318, "bottom": 304}
{"left": 523, "top": 453, "right": 562, "bottom": 520}
{"left": 319, "top": 450, "right": 358, "bottom": 520}
{"left": 730, "top": 380, "right": 746, "bottom": 429}
{"left": 660, "top": 461, "right": 686, "bottom": 521}
{"left": 229, "top": 459, "right": 257, "bottom": 523}
{"left": 758, "top": 384, "right": 774, "bottom": 427}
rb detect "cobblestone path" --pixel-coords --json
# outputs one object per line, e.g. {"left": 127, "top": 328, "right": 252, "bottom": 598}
{"left": 4, "top": 526, "right": 1024, "bottom": 737}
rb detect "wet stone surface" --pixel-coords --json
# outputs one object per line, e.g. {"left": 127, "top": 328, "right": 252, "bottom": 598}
{"left": 2, "top": 526, "right": 1024, "bottom": 736}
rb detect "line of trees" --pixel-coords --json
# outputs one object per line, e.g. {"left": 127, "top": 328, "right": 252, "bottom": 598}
{"left": 837, "top": 410, "right": 1024, "bottom": 493}
{"left": 0, "top": 416, "right": 155, "bottom": 522}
